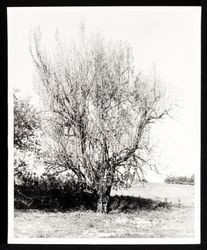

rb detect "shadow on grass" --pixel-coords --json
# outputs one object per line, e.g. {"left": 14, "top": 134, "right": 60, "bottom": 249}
{"left": 108, "top": 195, "right": 172, "bottom": 213}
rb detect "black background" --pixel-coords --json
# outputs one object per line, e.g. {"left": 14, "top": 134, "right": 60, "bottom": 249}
{"left": 0, "top": 0, "right": 206, "bottom": 249}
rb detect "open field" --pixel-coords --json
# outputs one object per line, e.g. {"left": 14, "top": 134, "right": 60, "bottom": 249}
{"left": 111, "top": 182, "right": 194, "bottom": 207}
{"left": 14, "top": 182, "right": 194, "bottom": 238}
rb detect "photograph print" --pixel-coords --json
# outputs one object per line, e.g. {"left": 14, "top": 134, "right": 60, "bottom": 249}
{"left": 8, "top": 7, "right": 201, "bottom": 244}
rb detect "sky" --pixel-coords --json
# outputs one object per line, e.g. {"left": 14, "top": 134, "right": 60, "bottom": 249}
{"left": 8, "top": 7, "right": 201, "bottom": 182}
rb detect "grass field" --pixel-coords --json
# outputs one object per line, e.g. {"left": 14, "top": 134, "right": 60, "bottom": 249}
{"left": 14, "top": 182, "right": 194, "bottom": 238}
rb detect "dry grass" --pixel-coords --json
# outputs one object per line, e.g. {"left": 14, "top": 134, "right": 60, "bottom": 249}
{"left": 14, "top": 182, "right": 194, "bottom": 238}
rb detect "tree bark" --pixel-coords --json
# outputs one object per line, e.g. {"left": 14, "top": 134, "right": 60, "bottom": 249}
{"left": 96, "top": 167, "right": 114, "bottom": 213}
{"left": 96, "top": 183, "right": 112, "bottom": 213}
{"left": 96, "top": 145, "right": 115, "bottom": 213}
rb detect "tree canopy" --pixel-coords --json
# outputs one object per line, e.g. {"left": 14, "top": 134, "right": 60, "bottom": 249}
{"left": 30, "top": 28, "right": 172, "bottom": 212}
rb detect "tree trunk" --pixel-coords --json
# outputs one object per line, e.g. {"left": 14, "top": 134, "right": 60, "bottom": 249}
{"left": 96, "top": 157, "right": 115, "bottom": 213}
{"left": 96, "top": 184, "right": 112, "bottom": 213}
{"left": 96, "top": 171, "right": 113, "bottom": 213}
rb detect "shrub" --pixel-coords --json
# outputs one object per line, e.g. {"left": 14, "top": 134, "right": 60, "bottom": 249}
{"left": 14, "top": 170, "right": 97, "bottom": 210}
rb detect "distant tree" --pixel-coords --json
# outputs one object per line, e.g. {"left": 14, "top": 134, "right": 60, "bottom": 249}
{"left": 30, "top": 27, "right": 172, "bottom": 213}
{"left": 14, "top": 90, "right": 40, "bottom": 151}
{"left": 14, "top": 90, "right": 41, "bottom": 177}
{"left": 164, "top": 175, "right": 194, "bottom": 185}
{"left": 189, "top": 174, "right": 195, "bottom": 185}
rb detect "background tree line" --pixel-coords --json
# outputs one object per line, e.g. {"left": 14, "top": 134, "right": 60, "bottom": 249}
{"left": 165, "top": 175, "right": 194, "bottom": 185}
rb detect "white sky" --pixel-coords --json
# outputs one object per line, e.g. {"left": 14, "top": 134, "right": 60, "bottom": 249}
{"left": 8, "top": 7, "right": 201, "bottom": 182}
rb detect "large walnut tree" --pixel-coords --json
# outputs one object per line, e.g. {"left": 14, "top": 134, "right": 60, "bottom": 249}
{"left": 30, "top": 28, "right": 172, "bottom": 213}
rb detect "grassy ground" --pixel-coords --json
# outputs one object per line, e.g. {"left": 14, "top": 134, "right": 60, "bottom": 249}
{"left": 14, "top": 182, "right": 194, "bottom": 238}
{"left": 111, "top": 182, "right": 194, "bottom": 207}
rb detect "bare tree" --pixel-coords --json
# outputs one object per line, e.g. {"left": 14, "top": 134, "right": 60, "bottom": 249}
{"left": 30, "top": 27, "right": 172, "bottom": 213}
